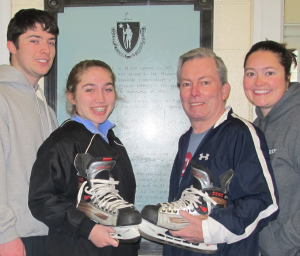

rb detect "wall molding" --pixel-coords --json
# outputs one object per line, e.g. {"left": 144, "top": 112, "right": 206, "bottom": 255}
{"left": 0, "top": 0, "right": 11, "bottom": 65}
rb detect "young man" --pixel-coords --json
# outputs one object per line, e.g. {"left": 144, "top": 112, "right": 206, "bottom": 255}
{"left": 140, "top": 48, "right": 279, "bottom": 256}
{"left": 0, "top": 8, "right": 59, "bottom": 256}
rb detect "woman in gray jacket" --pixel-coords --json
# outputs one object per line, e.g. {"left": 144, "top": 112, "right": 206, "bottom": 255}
{"left": 243, "top": 40, "right": 300, "bottom": 256}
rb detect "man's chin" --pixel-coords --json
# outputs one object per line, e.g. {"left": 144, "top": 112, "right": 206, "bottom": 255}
{"left": 34, "top": 69, "right": 52, "bottom": 77}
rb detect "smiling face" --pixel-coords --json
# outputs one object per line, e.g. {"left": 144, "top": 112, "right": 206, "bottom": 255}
{"left": 243, "top": 50, "right": 287, "bottom": 117}
{"left": 7, "top": 23, "right": 56, "bottom": 86}
{"left": 179, "top": 57, "right": 230, "bottom": 133}
{"left": 67, "top": 66, "right": 116, "bottom": 129}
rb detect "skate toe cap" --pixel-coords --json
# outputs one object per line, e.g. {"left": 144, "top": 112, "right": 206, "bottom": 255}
{"left": 141, "top": 204, "right": 160, "bottom": 224}
{"left": 117, "top": 208, "right": 141, "bottom": 226}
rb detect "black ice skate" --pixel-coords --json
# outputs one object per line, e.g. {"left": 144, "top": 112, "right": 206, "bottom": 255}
{"left": 139, "top": 162, "right": 234, "bottom": 253}
{"left": 75, "top": 153, "right": 141, "bottom": 242}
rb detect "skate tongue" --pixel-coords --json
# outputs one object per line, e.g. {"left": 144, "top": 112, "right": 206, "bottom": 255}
{"left": 86, "top": 157, "right": 117, "bottom": 181}
{"left": 219, "top": 169, "right": 234, "bottom": 193}
{"left": 94, "top": 170, "right": 110, "bottom": 180}
{"left": 191, "top": 162, "right": 213, "bottom": 190}
{"left": 74, "top": 153, "right": 94, "bottom": 177}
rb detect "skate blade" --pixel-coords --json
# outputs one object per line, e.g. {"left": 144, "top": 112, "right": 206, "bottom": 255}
{"left": 110, "top": 225, "right": 140, "bottom": 243}
{"left": 139, "top": 219, "right": 217, "bottom": 254}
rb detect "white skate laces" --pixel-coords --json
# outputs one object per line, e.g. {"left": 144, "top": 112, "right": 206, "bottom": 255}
{"left": 76, "top": 178, "right": 133, "bottom": 212}
{"left": 75, "top": 154, "right": 141, "bottom": 242}
{"left": 138, "top": 186, "right": 219, "bottom": 254}
{"left": 77, "top": 177, "right": 141, "bottom": 241}
{"left": 160, "top": 186, "right": 217, "bottom": 215}
{"left": 138, "top": 162, "right": 234, "bottom": 253}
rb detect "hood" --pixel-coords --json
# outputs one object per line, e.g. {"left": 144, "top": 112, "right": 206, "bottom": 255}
{"left": 0, "top": 65, "right": 35, "bottom": 93}
{"left": 0, "top": 64, "right": 55, "bottom": 139}
{"left": 255, "top": 82, "right": 300, "bottom": 128}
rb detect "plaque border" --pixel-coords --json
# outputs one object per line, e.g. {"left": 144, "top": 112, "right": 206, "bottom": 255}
{"left": 44, "top": 0, "right": 214, "bottom": 113}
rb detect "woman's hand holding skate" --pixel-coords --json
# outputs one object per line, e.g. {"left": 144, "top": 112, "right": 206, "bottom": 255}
{"left": 89, "top": 224, "right": 119, "bottom": 248}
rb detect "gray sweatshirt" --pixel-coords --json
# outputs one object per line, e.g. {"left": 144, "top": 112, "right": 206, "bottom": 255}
{"left": 254, "top": 82, "right": 300, "bottom": 256}
{"left": 0, "top": 65, "right": 58, "bottom": 244}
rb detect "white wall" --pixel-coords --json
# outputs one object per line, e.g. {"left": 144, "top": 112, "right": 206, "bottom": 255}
{"left": 11, "top": 0, "right": 43, "bottom": 14}
{"left": 285, "top": 0, "right": 300, "bottom": 83}
{"left": 214, "top": 0, "right": 252, "bottom": 120}
{"left": 251, "top": 0, "right": 284, "bottom": 119}
{"left": 252, "top": 0, "right": 284, "bottom": 44}
{"left": 0, "top": 0, "right": 11, "bottom": 65}
{"left": 285, "top": 0, "right": 300, "bottom": 24}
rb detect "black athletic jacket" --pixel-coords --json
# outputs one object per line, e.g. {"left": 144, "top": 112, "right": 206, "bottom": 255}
{"left": 164, "top": 107, "right": 279, "bottom": 256}
{"left": 29, "top": 120, "right": 139, "bottom": 256}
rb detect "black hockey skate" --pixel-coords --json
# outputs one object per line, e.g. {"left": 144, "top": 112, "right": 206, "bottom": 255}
{"left": 75, "top": 153, "right": 141, "bottom": 242}
{"left": 139, "top": 162, "right": 234, "bottom": 253}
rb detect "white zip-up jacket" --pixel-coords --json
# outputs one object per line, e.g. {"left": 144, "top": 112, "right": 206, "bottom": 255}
{"left": 0, "top": 64, "right": 58, "bottom": 244}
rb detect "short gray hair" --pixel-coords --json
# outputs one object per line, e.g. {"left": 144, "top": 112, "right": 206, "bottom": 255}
{"left": 177, "top": 48, "right": 228, "bottom": 87}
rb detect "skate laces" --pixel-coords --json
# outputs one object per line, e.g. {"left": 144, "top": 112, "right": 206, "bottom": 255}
{"left": 160, "top": 186, "right": 217, "bottom": 214}
{"left": 76, "top": 178, "right": 133, "bottom": 213}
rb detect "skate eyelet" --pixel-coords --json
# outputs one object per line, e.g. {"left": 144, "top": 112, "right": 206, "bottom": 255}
{"left": 162, "top": 209, "right": 166, "bottom": 212}
{"left": 174, "top": 210, "right": 177, "bottom": 213}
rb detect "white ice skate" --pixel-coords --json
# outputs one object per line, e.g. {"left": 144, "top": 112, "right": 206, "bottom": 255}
{"left": 75, "top": 154, "right": 141, "bottom": 242}
{"left": 139, "top": 162, "right": 233, "bottom": 253}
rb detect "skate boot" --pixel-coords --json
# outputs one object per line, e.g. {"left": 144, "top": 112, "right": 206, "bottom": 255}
{"left": 139, "top": 161, "right": 234, "bottom": 253}
{"left": 75, "top": 153, "right": 141, "bottom": 242}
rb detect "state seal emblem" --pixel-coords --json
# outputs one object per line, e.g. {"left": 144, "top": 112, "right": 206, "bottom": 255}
{"left": 111, "top": 12, "right": 146, "bottom": 58}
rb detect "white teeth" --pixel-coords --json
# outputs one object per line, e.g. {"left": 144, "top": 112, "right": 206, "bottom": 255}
{"left": 37, "top": 59, "right": 47, "bottom": 63}
{"left": 93, "top": 107, "right": 105, "bottom": 112}
{"left": 254, "top": 90, "right": 270, "bottom": 94}
{"left": 190, "top": 103, "right": 203, "bottom": 106}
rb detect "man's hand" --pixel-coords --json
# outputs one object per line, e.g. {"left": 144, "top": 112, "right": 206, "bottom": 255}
{"left": 0, "top": 237, "right": 26, "bottom": 256}
{"left": 89, "top": 224, "right": 119, "bottom": 248}
{"left": 169, "top": 210, "right": 206, "bottom": 244}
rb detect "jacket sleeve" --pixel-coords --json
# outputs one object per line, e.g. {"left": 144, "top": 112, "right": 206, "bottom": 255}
{"left": 272, "top": 123, "right": 300, "bottom": 252}
{"left": 202, "top": 121, "right": 279, "bottom": 245}
{"left": 0, "top": 106, "right": 19, "bottom": 244}
{"left": 28, "top": 136, "right": 95, "bottom": 239}
{"left": 275, "top": 209, "right": 300, "bottom": 252}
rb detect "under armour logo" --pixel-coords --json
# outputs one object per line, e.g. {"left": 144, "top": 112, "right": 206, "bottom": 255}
{"left": 199, "top": 153, "right": 209, "bottom": 161}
